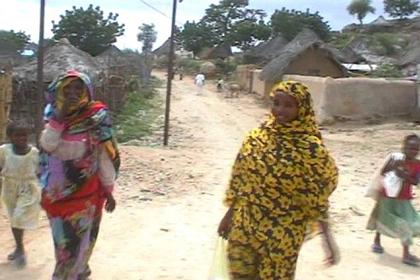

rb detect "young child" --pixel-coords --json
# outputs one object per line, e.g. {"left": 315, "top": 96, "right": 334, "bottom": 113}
{"left": 367, "top": 134, "right": 420, "bottom": 266}
{"left": 0, "top": 121, "right": 40, "bottom": 267}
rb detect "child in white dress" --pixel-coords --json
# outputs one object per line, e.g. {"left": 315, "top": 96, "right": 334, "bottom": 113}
{"left": 0, "top": 121, "right": 40, "bottom": 266}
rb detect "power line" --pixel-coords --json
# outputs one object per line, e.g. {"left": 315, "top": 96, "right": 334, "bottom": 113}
{"left": 139, "top": 0, "right": 183, "bottom": 26}
{"left": 139, "top": 0, "right": 170, "bottom": 19}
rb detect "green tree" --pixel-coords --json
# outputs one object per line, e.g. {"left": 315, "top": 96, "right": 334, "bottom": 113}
{"left": 180, "top": 21, "right": 215, "bottom": 56}
{"left": 270, "top": 8, "right": 331, "bottom": 41}
{"left": 347, "top": 0, "right": 376, "bottom": 24}
{"left": 384, "top": 0, "right": 419, "bottom": 19}
{"left": 51, "top": 4, "right": 125, "bottom": 56}
{"left": 137, "top": 23, "right": 157, "bottom": 53}
{"left": 0, "top": 30, "right": 30, "bottom": 54}
{"left": 201, "top": 0, "right": 269, "bottom": 50}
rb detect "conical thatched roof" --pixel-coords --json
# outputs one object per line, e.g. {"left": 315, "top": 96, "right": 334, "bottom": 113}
{"left": 324, "top": 44, "right": 364, "bottom": 63}
{"left": 197, "top": 43, "right": 232, "bottom": 59}
{"left": 244, "top": 35, "right": 288, "bottom": 64}
{"left": 13, "top": 39, "right": 102, "bottom": 82}
{"left": 368, "top": 16, "right": 391, "bottom": 26}
{"left": 153, "top": 38, "right": 171, "bottom": 57}
{"left": 95, "top": 45, "right": 128, "bottom": 68}
{"left": 260, "top": 29, "right": 345, "bottom": 82}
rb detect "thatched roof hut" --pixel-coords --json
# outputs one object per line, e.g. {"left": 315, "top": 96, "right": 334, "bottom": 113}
{"left": 197, "top": 43, "right": 232, "bottom": 60}
{"left": 153, "top": 38, "right": 171, "bottom": 57}
{"left": 13, "top": 39, "right": 103, "bottom": 82}
{"left": 260, "top": 29, "right": 347, "bottom": 82}
{"left": 244, "top": 35, "right": 288, "bottom": 64}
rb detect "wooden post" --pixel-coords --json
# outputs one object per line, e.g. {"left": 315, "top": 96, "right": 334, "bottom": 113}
{"left": 35, "top": 0, "right": 45, "bottom": 144}
{"left": 163, "top": 0, "right": 179, "bottom": 146}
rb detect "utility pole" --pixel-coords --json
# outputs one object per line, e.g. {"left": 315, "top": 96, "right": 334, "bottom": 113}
{"left": 163, "top": 0, "right": 180, "bottom": 146}
{"left": 35, "top": 0, "right": 45, "bottom": 144}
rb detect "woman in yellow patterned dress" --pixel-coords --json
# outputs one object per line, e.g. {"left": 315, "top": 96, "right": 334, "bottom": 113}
{"left": 218, "top": 81, "right": 339, "bottom": 279}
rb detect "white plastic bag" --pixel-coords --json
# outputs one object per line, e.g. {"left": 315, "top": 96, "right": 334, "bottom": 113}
{"left": 383, "top": 152, "right": 405, "bottom": 198}
{"left": 366, "top": 152, "right": 404, "bottom": 199}
{"left": 208, "top": 237, "right": 230, "bottom": 280}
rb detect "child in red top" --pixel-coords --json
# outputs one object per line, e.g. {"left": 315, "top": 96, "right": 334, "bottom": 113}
{"left": 367, "top": 134, "right": 420, "bottom": 266}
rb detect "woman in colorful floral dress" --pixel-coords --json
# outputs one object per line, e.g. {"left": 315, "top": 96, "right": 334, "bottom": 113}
{"left": 40, "top": 70, "right": 120, "bottom": 280}
{"left": 218, "top": 81, "right": 339, "bottom": 279}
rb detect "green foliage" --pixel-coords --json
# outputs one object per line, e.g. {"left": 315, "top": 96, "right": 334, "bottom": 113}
{"left": 180, "top": 21, "right": 215, "bottom": 56}
{"left": 328, "top": 32, "right": 355, "bottom": 49}
{"left": 114, "top": 77, "right": 163, "bottom": 143}
{"left": 177, "top": 58, "right": 202, "bottom": 74}
{"left": 180, "top": 0, "right": 270, "bottom": 53}
{"left": 0, "top": 30, "right": 30, "bottom": 54}
{"left": 214, "top": 58, "right": 238, "bottom": 76}
{"left": 371, "top": 33, "right": 400, "bottom": 55}
{"left": 384, "top": 0, "right": 419, "bottom": 19}
{"left": 228, "top": 20, "right": 271, "bottom": 50}
{"left": 270, "top": 8, "right": 331, "bottom": 41}
{"left": 137, "top": 23, "right": 157, "bottom": 53}
{"left": 347, "top": 0, "right": 376, "bottom": 24}
{"left": 51, "top": 4, "right": 125, "bottom": 56}
{"left": 370, "top": 63, "right": 403, "bottom": 77}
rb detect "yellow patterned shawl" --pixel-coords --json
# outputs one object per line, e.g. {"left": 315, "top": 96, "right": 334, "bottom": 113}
{"left": 225, "top": 81, "right": 338, "bottom": 220}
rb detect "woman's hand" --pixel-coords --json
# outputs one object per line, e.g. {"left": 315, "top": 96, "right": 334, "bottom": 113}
{"left": 55, "top": 95, "right": 80, "bottom": 121}
{"left": 218, "top": 207, "right": 234, "bottom": 239}
{"left": 105, "top": 193, "right": 116, "bottom": 213}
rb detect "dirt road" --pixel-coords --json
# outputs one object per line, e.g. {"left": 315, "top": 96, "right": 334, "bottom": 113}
{"left": 1, "top": 72, "right": 420, "bottom": 279}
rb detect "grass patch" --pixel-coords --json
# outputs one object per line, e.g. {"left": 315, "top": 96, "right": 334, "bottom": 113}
{"left": 114, "top": 78, "right": 164, "bottom": 143}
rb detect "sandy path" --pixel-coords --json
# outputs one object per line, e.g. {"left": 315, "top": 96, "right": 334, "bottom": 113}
{"left": 1, "top": 72, "right": 420, "bottom": 279}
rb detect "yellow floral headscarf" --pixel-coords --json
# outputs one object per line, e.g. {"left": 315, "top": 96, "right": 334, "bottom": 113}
{"left": 225, "top": 80, "right": 338, "bottom": 220}
{"left": 266, "top": 80, "right": 320, "bottom": 138}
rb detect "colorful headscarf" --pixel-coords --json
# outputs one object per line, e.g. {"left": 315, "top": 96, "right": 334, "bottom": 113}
{"left": 41, "top": 70, "right": 120, "bottom": 200}
{"left": 44, "top": 70, "right": 94, "bottom": 121}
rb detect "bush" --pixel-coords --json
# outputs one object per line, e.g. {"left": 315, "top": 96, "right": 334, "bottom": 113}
{"left": 177, "top": 58, "right": 202, "bottom": 74}
{"left": 214, "top": 58, "right": 238, "bottom": 77}
{"left": 114, "top": 77, "right": 163, "bottom": 142}
{"left": 372, "top": 33, "right": 399, "bottom": 56}
{"left": 370, "top": 63, "right": 403, "bottom": 78}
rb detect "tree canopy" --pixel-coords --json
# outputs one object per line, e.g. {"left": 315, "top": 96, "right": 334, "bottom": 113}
{"left": 51, "top": 4, "right": 125, "bottom": 56}
{"left": 180, "top": 0, "right": 270, "bottom": 54}
{"left": 137, "top": 23, "right": 157, "bottom": 53}
{"left": 180, "top": 21, "right": 215, "bottom": 56}
{"left": 347, "top": 0, "right": 376, "bottom": 24}
{"left": 384, "top": 0, "right": 419, "bottom": 19}
{"left": 0, "top": 30, "right": 30, "bottom": 55}
{"left": 270, "top": 8, "right": 331, "bottom": 41}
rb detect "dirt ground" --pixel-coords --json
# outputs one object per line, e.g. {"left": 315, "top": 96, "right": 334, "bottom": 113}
{"left": 1, "top": 71, "right": 420, "bottom": 280}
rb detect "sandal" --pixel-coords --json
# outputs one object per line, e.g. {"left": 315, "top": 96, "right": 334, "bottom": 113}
{"left": 371, "top": 244, "right": 384, "bottom": 254}
{"left": 78, "top": 266, "right": 91, "bottom": 280}
{"left": 7, "top": 250, "right": 18, "bottom": 261}
{"left": 403, "top": 257, "right": 419, "bottom": 267}
{"left": 14, "top": 254, "right": 27, "bottom": 268}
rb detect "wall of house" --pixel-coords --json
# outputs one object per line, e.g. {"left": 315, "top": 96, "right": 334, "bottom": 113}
{"left": 235, "top": 65, "right": 257, "bottom": 91}
{"left": 247, "top": 71, "right": 416, "bottom": 123}
{"left": 286, "top": 48, "right": 345, "bottom": 78}
{"left": 284, "top": 75, "right": 416, "bottom": 122}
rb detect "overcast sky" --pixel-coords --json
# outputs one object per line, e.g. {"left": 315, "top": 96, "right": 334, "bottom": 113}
{"left": 2, "top": 0, "right": 385, "bottom": 51}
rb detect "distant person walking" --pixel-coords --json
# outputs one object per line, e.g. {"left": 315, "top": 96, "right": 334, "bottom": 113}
{"left": 367, "top": 134, "right": 420, "bottom": 266}
{"left": 194, "top": 72, "right": 205, "bottom": 95}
